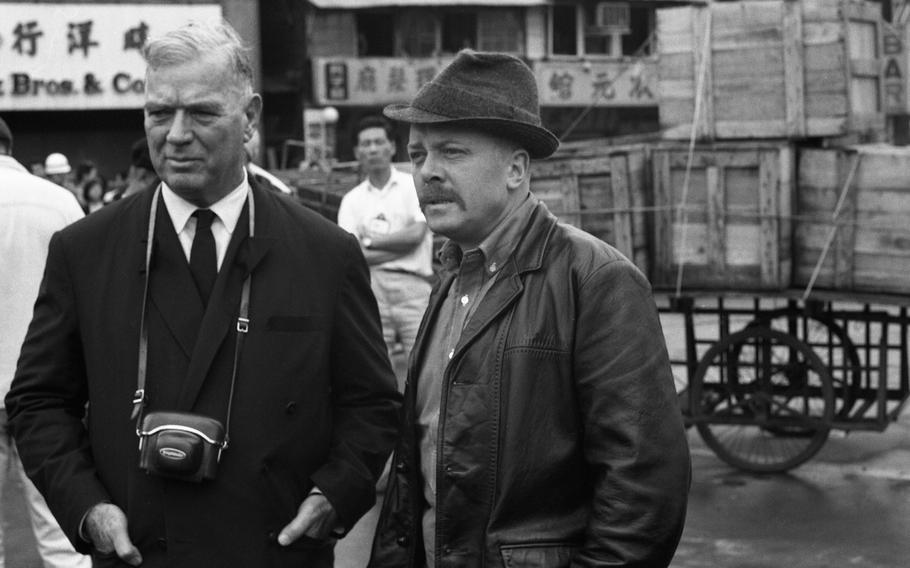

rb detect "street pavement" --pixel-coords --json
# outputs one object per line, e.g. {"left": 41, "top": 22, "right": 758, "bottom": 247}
{"left": 4, "top": 319, "right": 910, "bottom": 567}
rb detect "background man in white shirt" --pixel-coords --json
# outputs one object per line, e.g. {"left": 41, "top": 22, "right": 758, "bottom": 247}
{"left": 338, "top": 115, "right": 434, "bottom": 385}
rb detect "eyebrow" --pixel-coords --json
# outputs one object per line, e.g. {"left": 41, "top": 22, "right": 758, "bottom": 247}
{"left": 145, "top": 101, "right": 224, "bottom": 113}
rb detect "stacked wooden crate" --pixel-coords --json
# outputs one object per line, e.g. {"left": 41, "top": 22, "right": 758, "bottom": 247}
{"left": 658, "top": 0, "right": 884, "bottom": 140}
{"left": 650, "top": 143, "right": 794, "bottom": 290}
{"left": 648, "top": 0, "right": 889, "bottom": 294}
{"left": 796, "top": 146, "right": 910, "bottom": 295}
{"left": 530, "top": 144, "right": 651, "bottom": 276}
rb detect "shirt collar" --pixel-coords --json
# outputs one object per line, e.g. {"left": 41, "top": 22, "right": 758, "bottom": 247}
{"left": 367, "top": 166, "right": 403, "bottom": 193}
{"left": 161, "top": 170, "right": 250, "bottom": 234}
{"left": 439, "top": 193, "right": 538, "bottom": 275}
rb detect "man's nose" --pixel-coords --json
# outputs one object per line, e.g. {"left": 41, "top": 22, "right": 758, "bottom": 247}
{"left": 165, "top": 110, "right": 193, "bottom": 144}
{"left": 416, "top": 153, "right": 443, "bottom": 182}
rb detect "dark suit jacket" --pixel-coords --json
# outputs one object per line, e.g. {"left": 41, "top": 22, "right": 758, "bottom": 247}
{"left": 6, "top": 180, "right": 401, "bottom": 567}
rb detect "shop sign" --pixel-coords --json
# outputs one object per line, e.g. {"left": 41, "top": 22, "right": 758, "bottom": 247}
{"left": 535, "top": 59, "right": 658, "bottom": 107}
{"left": 313, "top": 57, "right": 452, "bottom": 106}
{"left": 0, "top": 3, "right": 221, "bottom": 111}
{"left": 882, "top": 21, "right": 908, "bottom": 115}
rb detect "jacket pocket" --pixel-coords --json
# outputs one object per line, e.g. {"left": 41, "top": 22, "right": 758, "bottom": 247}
{"left": 500, "top": 542, "right": 579, "bottom": 568}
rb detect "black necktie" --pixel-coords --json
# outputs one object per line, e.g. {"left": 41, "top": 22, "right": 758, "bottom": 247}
{"left": 190, "top": 209, "right": 217, "bottom": 306}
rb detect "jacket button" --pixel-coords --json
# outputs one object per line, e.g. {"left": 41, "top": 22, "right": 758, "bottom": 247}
{"left": 156, "top": 537, "right": 167, "bottom": 550}
{"left": 396, "top": 535, "right": 409, "bottom": 547}
{"left": 285, "top": 401, "right": 298, "bottom": 414}
{"left": 395, "top": 461, "right": 407, "bottom": 473}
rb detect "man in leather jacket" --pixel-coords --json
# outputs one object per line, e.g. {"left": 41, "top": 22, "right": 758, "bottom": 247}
{"left": 368, "top": 49, "right": 691, "bottom": 568}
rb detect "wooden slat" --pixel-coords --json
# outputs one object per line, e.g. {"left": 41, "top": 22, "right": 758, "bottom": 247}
{"left": 706, "top": 166, "right": 726, "bottom": 273}
{"left": 609, "top": 154, "right": 634, "bottom": 259}
{"left": 653, "top": 152, "right": 674, "bottom": 284}
{"left": 759, "top": 150, "right": 781, "bottom": 286}
{"left": 692, "top": 5, "right": 714, "bottom": 139}
{"left": 784, "top": 0, "right": 806, "bottom": 136}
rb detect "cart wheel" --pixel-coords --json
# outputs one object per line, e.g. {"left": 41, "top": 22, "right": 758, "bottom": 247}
{"left": 691, "top": 327, "right": 834, "bottom": 473}
{"left": 740, "top": 309, "right": 861, "bottom": 419}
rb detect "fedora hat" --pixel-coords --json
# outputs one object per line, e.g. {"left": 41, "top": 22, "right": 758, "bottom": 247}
{"left": 384, "top": 50, "right": 559, "bottom": 159}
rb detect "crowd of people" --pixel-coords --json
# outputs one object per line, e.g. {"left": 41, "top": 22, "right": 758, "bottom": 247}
{"left": 1, "top": 19, "right": 690, "bottom": 568}
{"left": 22, "top": 137, "right": 161, "bottom": 216}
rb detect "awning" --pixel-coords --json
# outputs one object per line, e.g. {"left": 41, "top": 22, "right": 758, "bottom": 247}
{"left": 308, "top": 0, "right": 552, "bottom": 8}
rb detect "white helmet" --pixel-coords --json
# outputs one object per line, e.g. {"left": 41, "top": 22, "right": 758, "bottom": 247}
{"left": 45, "top": 152, "right": 72, "bottom": 175}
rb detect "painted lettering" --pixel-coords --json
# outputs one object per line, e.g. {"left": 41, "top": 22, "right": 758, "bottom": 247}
{"left": 11, "top": 73, "right": 76, "bottom": 96}
{"left": 112, "top": 72, "right": 144, "bottom": 94}
{"left": 84, "top": 73, "right": 103, "bottom": 95}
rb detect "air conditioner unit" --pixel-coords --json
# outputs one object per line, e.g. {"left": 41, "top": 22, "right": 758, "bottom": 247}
{"left": 594, "top": 2, "right": 631, "bottom": 34}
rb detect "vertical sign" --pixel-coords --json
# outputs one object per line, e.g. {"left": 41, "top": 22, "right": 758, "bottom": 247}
{"left": 882, "top": 21, "right": 907, "bottom": 114}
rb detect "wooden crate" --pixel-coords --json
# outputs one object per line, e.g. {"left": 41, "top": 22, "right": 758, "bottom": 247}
{"left": 796, "top": 145, "right": 910, "bottom": 295}
{"left": 530, "top": 144, "right": 651, "bottom": 276}
{"left": 651, "top": 143, "right": 794, "bottom": 290}
{"left": 658, "top": 0, "right": 884, "bottom": 140}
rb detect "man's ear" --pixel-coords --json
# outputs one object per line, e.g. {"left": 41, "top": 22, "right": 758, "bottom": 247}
{"left": 243, "top": 94, "right": 263, "bottom": 142}
{"left": 505, "top": 148, "right": 530, "bottom": 191}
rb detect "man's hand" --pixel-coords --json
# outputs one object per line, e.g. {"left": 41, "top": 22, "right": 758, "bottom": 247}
{"left": 277, "top": 493, "right": 340, "bottom": 546}
{"left": 85, "top": 503, "right": 143, "bottom": 565}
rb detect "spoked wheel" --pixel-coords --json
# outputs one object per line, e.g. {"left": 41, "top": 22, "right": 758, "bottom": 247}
{"left": 739, "top": 307, "right": 861, "bottom": 419}
{"left": 691, "top": 327, "right": 834, "bottom": 473}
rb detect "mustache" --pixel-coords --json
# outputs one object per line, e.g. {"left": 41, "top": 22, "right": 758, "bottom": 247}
{"left": 418, "top": 182, "right": 460, "bottom": 206}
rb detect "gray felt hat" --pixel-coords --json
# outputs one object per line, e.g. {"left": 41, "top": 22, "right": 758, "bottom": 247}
{"left": 384, "top": 50, "right": 559, "bottom": 159}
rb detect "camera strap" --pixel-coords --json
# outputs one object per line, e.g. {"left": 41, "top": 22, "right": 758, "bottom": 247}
{"left": 131, "top": 185, "right": 255, "bottom": 454}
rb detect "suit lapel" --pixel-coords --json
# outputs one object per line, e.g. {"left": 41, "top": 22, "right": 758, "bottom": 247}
{"left": 148, "top": 192, "right": 205, "bottom": 359}
{"left": 176, "top": 185, "right": 276, "bottom": 410}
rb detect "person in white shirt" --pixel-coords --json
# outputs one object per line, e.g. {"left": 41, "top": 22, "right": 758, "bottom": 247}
{"left": 337, "top": 115, "right": 434, "bottom": 383}
{"left": 0, "top": 116, "right": 90, "bottom": 568}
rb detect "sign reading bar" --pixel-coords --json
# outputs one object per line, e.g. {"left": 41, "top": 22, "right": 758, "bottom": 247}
{"left": 535, "top": 60, "right": 658, "bottom": 107}
{"left": 0, "top": 3, "right": 221, "bottom": 111}
{"left": 882, "top": 21, "right": 908, "bottom": 115}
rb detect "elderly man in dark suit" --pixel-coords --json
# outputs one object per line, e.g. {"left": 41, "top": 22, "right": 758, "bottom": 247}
{"left": 5, "top": 20, "right": 400, "bottom": 568}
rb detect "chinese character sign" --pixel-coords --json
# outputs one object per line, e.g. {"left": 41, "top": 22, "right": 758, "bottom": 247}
{"left": 0, "top": 3, "right": 221, "bottom": 111}
{"left": 535, "top": 60, "right": 658, "bottom": 108}
{"left": 313, "top": 57, "right": 452, "bottom": 106}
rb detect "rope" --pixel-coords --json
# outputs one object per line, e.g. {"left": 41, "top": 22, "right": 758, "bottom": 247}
{"left": 674, "top": 7, "right": 713, "bottom": 298}
{"left": 801, "top": 152, "right": 862, "bottom": 302}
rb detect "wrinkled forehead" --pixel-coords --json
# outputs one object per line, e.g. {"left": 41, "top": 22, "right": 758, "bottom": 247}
{"left": 146, "top": 50, "right": 251, "bottom": 96}
{"left": 408, "top": 122, "right": 512, "bottom": 151}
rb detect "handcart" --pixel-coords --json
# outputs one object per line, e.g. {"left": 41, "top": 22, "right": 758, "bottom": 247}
{"left": 659, "top": 292, "right": 910, "bottom": 473}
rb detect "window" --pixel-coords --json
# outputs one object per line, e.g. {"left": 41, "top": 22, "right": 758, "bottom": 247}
{"left": 551, "top": 3, "right": 654, "bottom": 58}
{"left": 356, "top": 11, "right": 395, "bottom": 56}
{"left": 551, "top": 5, "right": 578, "bottom": 55}
{"left": 398, "top": 9, "right": 438, "bottom": 57}
{"left": 478, "top": 9, "right": 523, "bottom": 53}
{"left": 441, "top": 12, "right": 477, "bottom": 53}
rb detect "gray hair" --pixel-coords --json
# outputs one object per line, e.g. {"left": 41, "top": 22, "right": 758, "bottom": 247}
{"left": 143, "top": 19, "right": 254, "bottom": 94}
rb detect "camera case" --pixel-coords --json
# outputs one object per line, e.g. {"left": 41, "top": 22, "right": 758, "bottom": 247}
{"left": 138, "top": 411, "right": 225, "bottom": 482}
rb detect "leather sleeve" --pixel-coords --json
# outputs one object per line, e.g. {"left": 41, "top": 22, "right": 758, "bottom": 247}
{"left": 4, "top": 230, "right": 110, "bottom": 553}
{"left": 572, "top": 259, "right": 690, "bottom": 568}
{"left": 309, "top": 232, "right": 403, "bottom": 528}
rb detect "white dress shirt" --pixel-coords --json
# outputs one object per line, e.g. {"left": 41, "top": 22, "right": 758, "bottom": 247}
{"left": 160, "top": 172, "right": 250, "bottom": 271}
